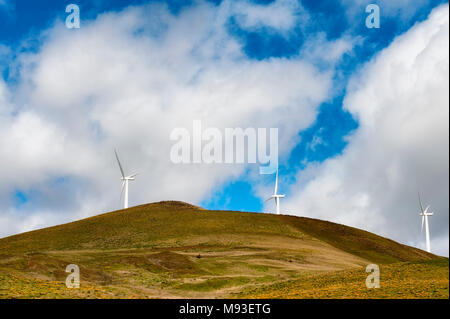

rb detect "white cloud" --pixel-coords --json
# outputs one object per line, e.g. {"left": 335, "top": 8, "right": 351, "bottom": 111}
{"left": 284, "top": 4, "right": 449, "bottom": 257}
{"left": 230, "top": 0, "right": 303, "bottom": 31}
{"left": 300, "top": 33, "right": 362, "bottom": 67}
{"left": 0, "top": 1, "right": 345, "bottom": 237}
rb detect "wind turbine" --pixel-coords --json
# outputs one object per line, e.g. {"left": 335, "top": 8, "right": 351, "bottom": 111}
{"left": 115, "top": 149, "right": 137, "bottom": 209}
{"left": 418, "top": 193, "right": 433, "bottom": 253}
{"left": 265, "top": 167, "right": 285, "bottom": 215}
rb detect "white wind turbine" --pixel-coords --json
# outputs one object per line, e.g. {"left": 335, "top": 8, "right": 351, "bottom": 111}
{"left": 115, "top": 149, "right": 137, "bottom": 209}
{"left": 418, "top": 193, "right": 433, "bottom": 253}
{"left": 265, "top": 167, "right": 285, "bottom": 215}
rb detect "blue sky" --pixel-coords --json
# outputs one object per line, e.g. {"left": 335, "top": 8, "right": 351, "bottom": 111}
{"left": 1, "top": 0, "right": 448, "bottom": 255}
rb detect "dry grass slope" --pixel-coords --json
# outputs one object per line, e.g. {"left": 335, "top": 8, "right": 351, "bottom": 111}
{"left": 0, "top": 201, "right": 447, "bottom": 299}
{"left": 238, "top": 259, "right": 449, "bottom": 299}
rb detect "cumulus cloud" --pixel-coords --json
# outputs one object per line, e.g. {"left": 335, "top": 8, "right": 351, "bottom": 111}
{"left": 0, "top": 1, "right": 345, "bottom": 236}
{"left": 300, "top": 33, "right": 362, "bottom": 66}
{"left": 284, "top": 4, "right": 449, "bottom": 256}
{"left": 230, "top": 0, "right": 303, "bottom": 31}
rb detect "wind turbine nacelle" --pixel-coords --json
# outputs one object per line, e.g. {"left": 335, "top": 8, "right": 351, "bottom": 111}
{"left": 420, "top": 212, "right": 434, "bottom": 216}
{"left": 122, "top": 173, "right": 137, "bottom": 181}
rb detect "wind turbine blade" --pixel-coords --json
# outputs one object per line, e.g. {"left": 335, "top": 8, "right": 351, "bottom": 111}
{"left": 418, "top": 192, "right": 424, "bottom": 214}
{"left": 264, "top": 196, "right": 274, "bottom": 203}
{"left": 115, "top": 149, "right": 125, "bottom": 178}
{"left": 424, "top": 205, "right": 430, "bottom": 215}
{"left": 127, "top": 173, "right": 138, "bottom": 179}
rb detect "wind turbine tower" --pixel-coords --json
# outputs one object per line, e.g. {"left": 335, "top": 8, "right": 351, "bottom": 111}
{"left": 265, "top": 167, "right": 285, "bottom": 215}
{"left": 418, "top": 193, "right": 434, "bottom": 253}
{"left": 115, "top": 149, "right": 137, "bottom": 209}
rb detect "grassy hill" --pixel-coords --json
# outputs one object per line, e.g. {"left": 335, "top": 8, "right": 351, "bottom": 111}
{"left": 0, "top": 201, "right": 447, "bottom": 299}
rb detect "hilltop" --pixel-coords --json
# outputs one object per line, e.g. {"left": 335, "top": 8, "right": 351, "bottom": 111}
{"left": 0, "top": 201, "right": 447, "bottom": 299}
